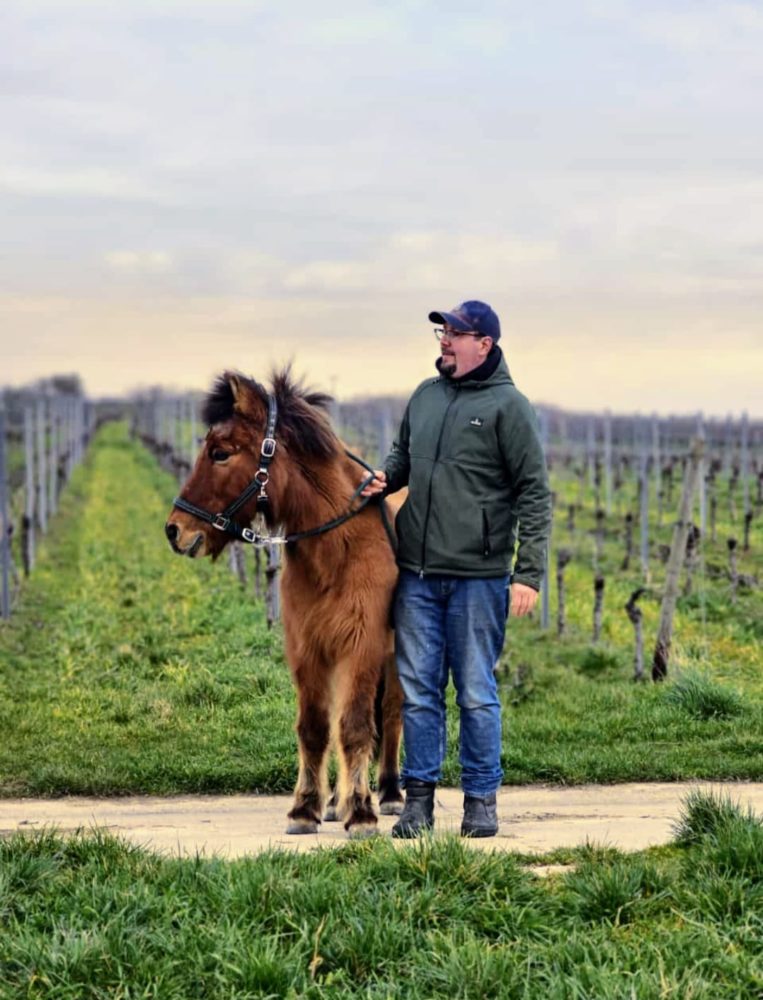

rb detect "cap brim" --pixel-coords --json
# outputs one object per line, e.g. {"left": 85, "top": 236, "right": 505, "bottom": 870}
{"left": 428, "top": 310, "right": 472, "bottom": 332}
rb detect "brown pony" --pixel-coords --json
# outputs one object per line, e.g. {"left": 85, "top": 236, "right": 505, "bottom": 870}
{"left": 164, "top": 369, "right": 404, "bottom": 835}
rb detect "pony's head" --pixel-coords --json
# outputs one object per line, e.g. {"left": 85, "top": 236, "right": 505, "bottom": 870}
{"left": 164, "top": 368, "right": 336, "bottom": 558}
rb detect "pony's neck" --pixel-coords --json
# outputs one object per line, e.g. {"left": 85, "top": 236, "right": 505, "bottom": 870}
{"left": 280, "top": 449, "right": 358, "bottom": 531}
{"left": 278, "top": 450, "right": 361, "bottom": 577}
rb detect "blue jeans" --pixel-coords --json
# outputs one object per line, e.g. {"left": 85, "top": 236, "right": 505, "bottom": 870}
{"left": 394, "top": 570, "right": 508, "bottom": 797}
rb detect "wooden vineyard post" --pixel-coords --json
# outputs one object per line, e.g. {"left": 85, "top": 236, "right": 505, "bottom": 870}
{"left": 622, "top": 511, "right": 634, "bottom": 570}
{"left": 727, "top": 538, "right": 738, "bottom": 604}
{"left": 266, "top": 542, "right": 281, "bottom": 628}
{"left": 625, "top": 588, "right": 647, "bottom": 682}
{"left": 186, "top": 395, "right": 197, "bottom": 474}
{"left": 709, "top": 470, "right": 717, "bottom": 543}
{"left": 651, "top": 413, "right": 660, "bottom": 511}
{"left": 586, "top": 417, "right": 595, "bottom": 491}
{"left": 539, "top": 408, "right": 550, "bottom": 631}
{"left": 639, "top": 446, "right": 650, "bottom": 583}
{"left": 682, "top": 525, "right": 701, "bottom": 597}
{"left": 22, "top": 403, "right": 35, "bottom": 575}
{"left": 603, "top": 410, "right": 612, "bottom": 516}
{"left": 0, "top": 403, "right": 11, "bottom": 619}
{"left": 47, "top": 396, "right": 58, "bottom": 517}
{"left": 651, "top": 436, "right": 704, "bottom": 681}
{"left": 723, "top": 413, "right": 732, "bottom": 476}
{"left": 593, "top": 573, "right": 605, "bottom": 643}
{"left": 696, "top": 412, "right": 706, "bottom": 538}
{"left": 252, "top": 546, "right": 263, "bottom": 600}
{"left": 378, "top": 406, "right": 393, "bottom": 468}
{"left": 556, "top": 548, "right": 572, "bottom": 638}
{"left": 227, "top": 541, "right": 246, "bottom": 587}
{"left": 741, "top": 412, "right": 750, "bottom": 522}
{"left": 728, "top": 466, "right": 738, "bottom": 524}
{"left": 35, "top": 397, "right": 47, "bottom": 535}
{"left": 593, "top": 508, "right": 604, "bottom": 571}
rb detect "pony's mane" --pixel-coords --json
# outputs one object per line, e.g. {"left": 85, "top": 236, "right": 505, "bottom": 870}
{"left": 202, "top": 366, "right": 338, "bottom": 460}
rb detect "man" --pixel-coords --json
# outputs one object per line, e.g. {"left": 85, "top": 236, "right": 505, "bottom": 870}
{"left": 363, "top": 300, "right": 551, "bottom": 838}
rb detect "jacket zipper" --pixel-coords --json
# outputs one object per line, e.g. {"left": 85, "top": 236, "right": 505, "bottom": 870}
{"left": 419, "top": 386, "right": 459, "bottom": 576}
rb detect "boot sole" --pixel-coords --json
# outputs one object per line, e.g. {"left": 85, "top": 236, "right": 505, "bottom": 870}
{"left": 391, "top": 823, "right": 434, "bottom": 840}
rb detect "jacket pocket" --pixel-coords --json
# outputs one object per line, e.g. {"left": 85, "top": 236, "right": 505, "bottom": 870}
{"left": 481, "top": 506, "right": 491, "bottom": 557}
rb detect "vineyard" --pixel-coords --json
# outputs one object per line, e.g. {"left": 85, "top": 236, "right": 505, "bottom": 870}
{"left": 1, "top": 387, "right": 761, "bottom": 796}
{"left": 2, "top": 384, "right": 763, "bottom": 999}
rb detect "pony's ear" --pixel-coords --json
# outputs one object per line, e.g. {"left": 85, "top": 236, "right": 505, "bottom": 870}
{"left": 228, "top": 373, "right": 244, "bottom": 409}
{"left": 227, "top": 373, "right": 260, "bottom": 418}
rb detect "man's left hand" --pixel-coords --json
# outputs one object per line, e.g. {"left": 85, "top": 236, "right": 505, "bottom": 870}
{"left": 509, "top": 582, "right": 539, "bottom": 617}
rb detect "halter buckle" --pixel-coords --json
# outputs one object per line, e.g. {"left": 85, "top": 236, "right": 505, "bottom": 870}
{"left": 254, "top": 469, "right": 269, "bottom": 486}
{"left": 261, "top": 437, "right": 276, "bottom": 458}
{"left": 212, "top": 514, "right": 230, "bottom": 532}
{"left": 241, "top": 527, "right": 257, "bottom": 544}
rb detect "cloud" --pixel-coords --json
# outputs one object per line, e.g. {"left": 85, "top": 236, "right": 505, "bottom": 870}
{"left": 104, "top": 251, "right": 174, "bottom": 274}
{"left": 0, "top": 167, "right": 170, "bottom": 203}
{"left": 2, "top": 2, "right": 762, "bottom": 416}
{"left": 280, "top": 231, "right": 559, "bottom": 294}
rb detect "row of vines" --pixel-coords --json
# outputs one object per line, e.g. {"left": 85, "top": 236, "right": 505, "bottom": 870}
{"left": 129, "top": 389, "right": 761, "bottom": 683}
{"left": 0, "top": 380, "right": 95, "bottom": 618}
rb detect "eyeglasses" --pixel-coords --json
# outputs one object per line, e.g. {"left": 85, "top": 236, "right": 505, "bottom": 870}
{"left": 433, "top": 327, "right": 486, "bottom": 342}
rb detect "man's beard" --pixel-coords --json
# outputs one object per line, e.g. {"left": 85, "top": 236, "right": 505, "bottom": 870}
{"left": 440, "top": 353, "right": 456, "bottom": 376}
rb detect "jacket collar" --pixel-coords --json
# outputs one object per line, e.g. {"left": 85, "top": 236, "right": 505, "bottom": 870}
{"left": 435, "top": 345, "right": 510, "bottom": 385}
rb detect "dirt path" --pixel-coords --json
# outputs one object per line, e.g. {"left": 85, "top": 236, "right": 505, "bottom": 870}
{"left": 4, "top": 781, "right": 763, "bottom": 859}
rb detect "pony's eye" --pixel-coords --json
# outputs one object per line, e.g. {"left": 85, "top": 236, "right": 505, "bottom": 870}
{"left": 211, "top": 448, "right": 231, "bottom": 463}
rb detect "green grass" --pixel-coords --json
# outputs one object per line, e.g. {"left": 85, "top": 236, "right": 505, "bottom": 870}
{"left": 0, "top": 423, "right": 296, "bottom": 796}
{"left": 2, "top": 791, "right": 763, "bottom": 998}
{"left": 1, "top": 421, "right": 762, "bottom": 796}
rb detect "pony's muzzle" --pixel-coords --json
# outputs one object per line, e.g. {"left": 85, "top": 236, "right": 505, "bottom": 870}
{"left": 165, "top": 520, "right": 205, "bottom": 557}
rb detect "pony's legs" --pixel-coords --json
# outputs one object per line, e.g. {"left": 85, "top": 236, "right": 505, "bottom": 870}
{"left": 334, "top": 658, "right": 380, "bottom": 835}
{"left": 378, "top": 652, "right": 404, "bottom": 815}
{"left": 287, "top": 678, "right": 331, "bottom": 834}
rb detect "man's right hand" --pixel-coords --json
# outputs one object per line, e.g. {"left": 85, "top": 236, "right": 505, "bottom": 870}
{"left": 361, "top": 470, "right": 387, "bottom": 497}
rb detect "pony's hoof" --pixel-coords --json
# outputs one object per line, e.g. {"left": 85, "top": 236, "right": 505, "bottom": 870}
{"left": 286, "top": 818, "right": 319, "bottom": 835}
{"left": 347, "top": 822, "right": 380, "bottom": 840}
{"left": 323, "top": 805, "right": 340, "bottom": 822}
{"left": 379, "top": 799, "right": 404, "bottom": 816}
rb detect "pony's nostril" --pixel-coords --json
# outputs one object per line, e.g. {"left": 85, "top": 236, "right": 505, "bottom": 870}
{"left": 165, "top": 522, "right": 179, "bottom": 543}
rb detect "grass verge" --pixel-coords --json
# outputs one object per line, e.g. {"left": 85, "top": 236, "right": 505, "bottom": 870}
{"left": 2, "top": 791, "right": 763, "bottom": 998}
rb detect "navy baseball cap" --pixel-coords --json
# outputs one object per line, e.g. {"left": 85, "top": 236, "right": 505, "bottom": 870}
{"left": 428, "top": 300, "right": 501, "bottom": 342}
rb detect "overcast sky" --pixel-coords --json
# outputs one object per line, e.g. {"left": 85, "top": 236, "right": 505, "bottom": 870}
{"left": 2, "top": 0, "right": 762, "bottom": 416}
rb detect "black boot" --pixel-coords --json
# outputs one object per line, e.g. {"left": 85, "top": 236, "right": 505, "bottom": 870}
{"left": 461, "top": 792, "right": 498, "bottom": 838}
{"left": 391, "top": 780, "right": 435, "bottom": 839}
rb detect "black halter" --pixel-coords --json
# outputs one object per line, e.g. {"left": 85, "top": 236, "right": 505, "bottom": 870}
{"left": 172, "top": 393, "right": 394, "bottom": 550}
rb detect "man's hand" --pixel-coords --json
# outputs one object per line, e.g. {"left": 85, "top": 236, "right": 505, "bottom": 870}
{"left": 360, "top": 469, "right": 387, "bottom": 497}
{"left": 509, "top": 582, "right": 538, "bottom": 617}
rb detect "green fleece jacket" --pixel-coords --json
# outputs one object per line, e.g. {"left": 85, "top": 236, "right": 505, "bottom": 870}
{"left": 384, "top": 349, "right": 551, "bottom": 589}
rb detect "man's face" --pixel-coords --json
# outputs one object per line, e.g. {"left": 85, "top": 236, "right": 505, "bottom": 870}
{"left": 438, "top": 327, "right": 492, "bottom": 378}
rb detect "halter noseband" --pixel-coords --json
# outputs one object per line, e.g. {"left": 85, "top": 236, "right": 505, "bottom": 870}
{"left": 171, "top": 391, "right": 392, "bottom": 549}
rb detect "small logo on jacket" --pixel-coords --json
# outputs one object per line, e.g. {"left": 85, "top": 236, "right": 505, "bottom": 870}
{"left": 470, "top": 417, "right": 483, "bottom": 427}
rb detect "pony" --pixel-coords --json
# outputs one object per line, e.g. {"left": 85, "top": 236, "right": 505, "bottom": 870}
{"left": 164, "top": 369, "right": 404, "bottom": 836}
